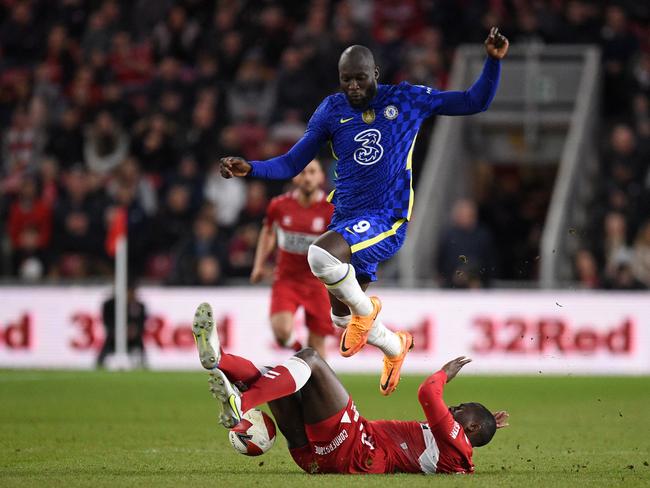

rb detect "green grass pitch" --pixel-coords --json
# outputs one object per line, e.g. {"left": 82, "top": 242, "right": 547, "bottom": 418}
{"left": 1, "top": 370, "right": 649, "bottom": 487}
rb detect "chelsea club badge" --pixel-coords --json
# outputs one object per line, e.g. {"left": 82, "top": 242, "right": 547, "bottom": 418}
{"left": 384, "top": 105, "right": 398, "bottom": 120}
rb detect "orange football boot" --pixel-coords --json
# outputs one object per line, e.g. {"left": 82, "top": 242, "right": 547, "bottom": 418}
{"left": 379, "top": 331, "right": 414, "bottom": 396}
{"left": 339, "top": 296, "right": 382, "bottom": 357}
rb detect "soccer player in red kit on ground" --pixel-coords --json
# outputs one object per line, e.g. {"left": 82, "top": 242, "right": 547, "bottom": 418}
{"left": 250, "top": 160, "right": 335, "bottom": 358}
{"left": 192, "top": 303, "right": 509, "bottom": 474}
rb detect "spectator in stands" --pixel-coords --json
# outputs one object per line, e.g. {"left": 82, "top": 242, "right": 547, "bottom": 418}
{"left": 227, "top": 56, "right": 276, "bottom": 125}
{"left": 600, "top": 5, "right": 639, "bottom": 116}
{"left": 195, "top": 256, "right": 224, "bottom": 286}
{"left": 274, "top": 47, "right": 317, "bottom": 120}
{"left": 574, "top": 248, "right": 600, "bottom": 289}
{"left": 81, "top": 10, "right": 113, "bottom": 59}
{"left": 39, "top": 158, "right": 61, "bottom": 209}
{"left": 100, "top": 81, "right": 137, "bottom": 129}
{"left": 437, "top": 199, "right": 496, "bottom": 288}
{"left": 97, "top": 280, "right": 148, "bottom": 368}
{"left": 84, "top": 111, "right": 129, "bottom": 176}
{"left": 237, "top": 180, "right": 269, "bottom": 226}
{"left": 168, "top": 214, "right": 227, "bottom": 285}
{"left": 110, "top": 157, "right": 157, "bottom": 217}
{"left": 51, "top": 166, "right": 107, "bottom": 278}
{"left": 2, "top": 106, "right": 45, "bottom": 177}
{"left": 631, "top": 221, "right": 650, "bottom": 288}
{"left": 7, "top": 176, "right": 52, "bottom": 278}
{"left": 151, "top": 5, "right": 200, "bottom": 63}
{"left": 203, "top": 158, "right": 246, "bottom": 231}
{"left": 0, "top": 1, "right": 41, "bottom": 65}
{"left": 43, "top": 24, "right": 77, "bottom": 88}
{"left": 162, "top": 154, "right": 203, "bottom": 212}
{"left": 603, "top": 250, "right": 645, "bottom": 290}
{"left": 108, "top": 31, "right": 153, "bottom": 91}
{"left": 180, "top": 97, "right": 219, "bottom": 168}
{"left": 269, "top": 109, "right": 307, "bottom": 153}
{"left": 598, "top": 211, "right": 630, "bottom": 275}
{"left": 256, "top": 5, "right": 291, "bottom": 67}
{"left": 227, "top": 222, "right": 259, "bottom": 278}
{"left": 131, "top": 113, "right": 177, "bottom": 175}
{"left": 45, "top": 107, "right": 85, "bottom": 169}
{"left": 149, "top": 183, "right": 195, "bottom": 256}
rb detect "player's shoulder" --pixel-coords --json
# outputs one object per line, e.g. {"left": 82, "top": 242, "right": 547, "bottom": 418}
{"left": 320, "top": 92, "right": 348, "bottom": 113}
{"left": 395, "top": 81, "right": 439, "bottom": 97}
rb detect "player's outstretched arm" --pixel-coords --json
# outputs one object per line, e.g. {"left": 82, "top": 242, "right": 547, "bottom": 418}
{"left": 440, "top": 356, "right": 472, "bottom": 383}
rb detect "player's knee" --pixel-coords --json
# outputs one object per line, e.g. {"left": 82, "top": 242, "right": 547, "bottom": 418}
{"left": 307, "top": 245, "right": 341, "bottom": 275}
{"left": 307, "top": 245, "right": 335, "bottom": 275}
{"left": 307, "top": 244, "right": 351, "bottom": 285}
{"left": 295, "top": 347, "right": 322, "bottom": 367}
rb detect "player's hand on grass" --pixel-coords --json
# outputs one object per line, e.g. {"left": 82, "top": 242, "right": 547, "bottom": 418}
{"left": 493, "top": 410, "right": 510, "bottom": 429}
{"left": 220, "top": 156, "right": 251, "bottom": 178}
{"left": 441, "top": 356, "right": 472, "bottom": 383}
{"left": 485, "top": 27, "right": 509, "bottom": 60}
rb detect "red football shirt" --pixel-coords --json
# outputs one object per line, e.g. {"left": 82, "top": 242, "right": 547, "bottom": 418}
{"left": 363, "top": 371, "right": 474, "bottom": 474}
{"left": 265, "top": 190, "right": 333, "bottom": 282}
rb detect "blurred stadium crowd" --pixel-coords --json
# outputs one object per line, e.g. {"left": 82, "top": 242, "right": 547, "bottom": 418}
{"left": 0, "top": 0, "right": 648, "bottom": 288}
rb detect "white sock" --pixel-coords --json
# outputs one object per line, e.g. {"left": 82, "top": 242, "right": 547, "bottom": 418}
{"left": 282, "top": 356, "right": 311, "bottom": 390}
{"left": 331, "top": 312, "right": 350, "bottom": 329}
{"left": 368, "top": 319, "right": 402, "bottom": 357}
{"left": 329, "top": 264, "right": 373, "bottom": 316}
{"left": 332, "top": 311, "right": 402, "bottom": 357}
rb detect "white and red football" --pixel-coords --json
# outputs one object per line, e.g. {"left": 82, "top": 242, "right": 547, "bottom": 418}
{"left": 228, "top": 409, "right": 276, "bottom": 456}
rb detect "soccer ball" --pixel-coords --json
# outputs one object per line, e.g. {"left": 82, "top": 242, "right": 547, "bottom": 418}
{"left": 228, "top": 409, "right": 276, "bottom": 456}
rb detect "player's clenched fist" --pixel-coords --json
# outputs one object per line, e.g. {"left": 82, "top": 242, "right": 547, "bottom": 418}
{"left": 220, "top": 156, "right": 251, "bottom": 178}
{"left": 484, "top": 27, "right": 509, "bottom": 60}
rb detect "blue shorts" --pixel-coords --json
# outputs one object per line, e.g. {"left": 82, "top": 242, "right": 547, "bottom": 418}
{"left": 328, "top": 213, "right": 408, "bottom": 282}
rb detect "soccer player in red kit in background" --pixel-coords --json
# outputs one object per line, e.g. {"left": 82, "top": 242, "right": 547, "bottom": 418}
{"left": 192, "top": 303, "right": 509, "bottom": 474}
{"left": 250, "top": 160, "right": 335, "bottom": 358}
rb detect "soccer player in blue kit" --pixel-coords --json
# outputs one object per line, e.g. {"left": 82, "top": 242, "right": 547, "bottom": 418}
{"left": 220, "top": 27, "right": 509, "bottom": 396}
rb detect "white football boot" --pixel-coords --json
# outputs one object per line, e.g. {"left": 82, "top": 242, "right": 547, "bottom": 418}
{"left": 192, "top": 302, "right": 221, "bottom": 370}
{"left": 208, "top": 368, "right": 243, "bottom": 428}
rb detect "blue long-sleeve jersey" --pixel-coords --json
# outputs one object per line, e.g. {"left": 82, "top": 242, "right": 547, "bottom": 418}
{"left": 250, "top": 57, "right": 501, "bottom": 221}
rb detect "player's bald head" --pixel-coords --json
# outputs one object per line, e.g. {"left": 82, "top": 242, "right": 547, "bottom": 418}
{"left": 450, "top": 402, "right": 497, "bottom": 447}
{"left": 338, "top": 45, "right": 375, "bottom": 71}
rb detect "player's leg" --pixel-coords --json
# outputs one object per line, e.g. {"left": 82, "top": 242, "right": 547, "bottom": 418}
{"left": 267, "top": 393, "right": 319, "bottom": 474}
{"left": 308, "top": 231, "right": 381, "bottom": 357}
{"left": 271, "top": 312, "right": 302, "bottom": 352}
{"left": 347, "top": 221, "right": 413, "bottom": 395}
{"left": 303, "top": 281, "right": 337, "bottom": 358}
{"left": 293, "top": 348, "right": 349, "bottom": 424}
{"left": 267, "top": 393, "right": 309, "bottom": 449}
{"left": 306, "top": 332, "right": 325, "bottom": 357}
{"left": 192, "top": 302, "right": 262, "bottom": 384}
{"left": 269, "top": 281, "right": 302, "bottom": 351}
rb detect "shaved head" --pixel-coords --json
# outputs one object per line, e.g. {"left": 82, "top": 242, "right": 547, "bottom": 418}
{"left": 338, "top": 45, "right": 379, "bottom": 109}
{"left": 338, "top": 45, "right": 376, "bottom": 70}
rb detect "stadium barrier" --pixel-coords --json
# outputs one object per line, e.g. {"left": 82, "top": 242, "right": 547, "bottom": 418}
{"left": 0, "top": 287, "right": 648, "bottom": 374}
